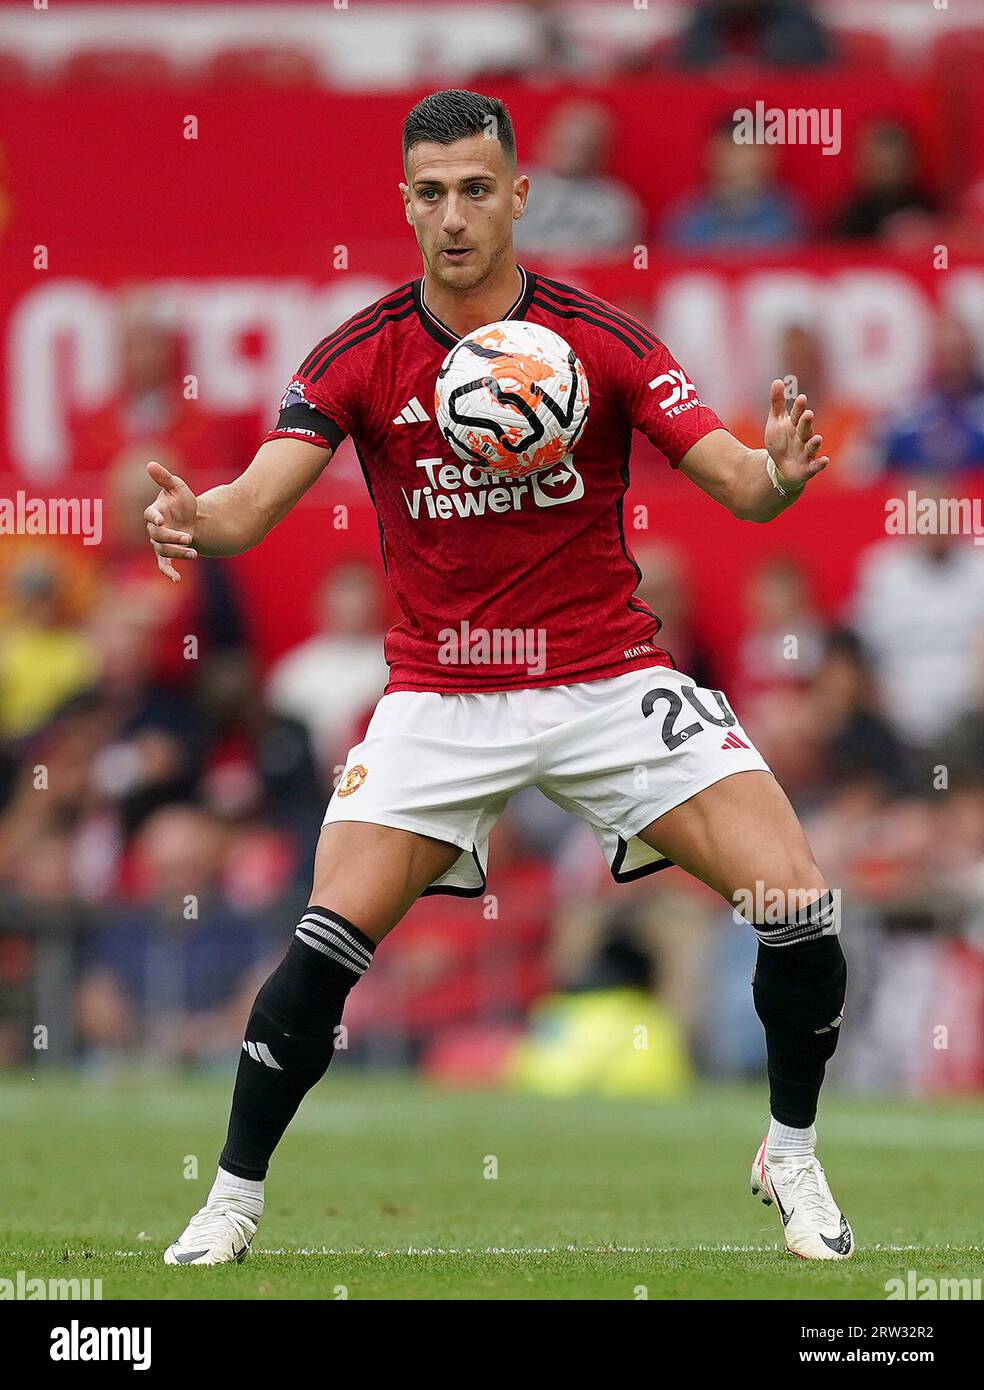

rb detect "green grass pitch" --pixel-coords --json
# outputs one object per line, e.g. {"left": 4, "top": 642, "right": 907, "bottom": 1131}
{"left": 2, "top": 1074, "right": 981, "bottom": 1300}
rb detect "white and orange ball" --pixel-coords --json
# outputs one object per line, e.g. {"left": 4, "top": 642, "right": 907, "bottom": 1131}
{"left": 434, "top": 320, "right": 589, "bottom": 478}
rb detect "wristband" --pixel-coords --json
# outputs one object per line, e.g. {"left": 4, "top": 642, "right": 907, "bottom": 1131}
{"left": 766, "top": 455, "right": 805, "bottom": 499}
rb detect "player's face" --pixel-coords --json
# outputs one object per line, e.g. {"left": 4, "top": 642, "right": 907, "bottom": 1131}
{"left": 400, "top": 136, "right": 528, "bottom": 292}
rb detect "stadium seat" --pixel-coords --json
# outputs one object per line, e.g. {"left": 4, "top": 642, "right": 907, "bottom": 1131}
{"left": 629, "top": 34, "right": 680, "bottom": 72}
{"left": 62, "top": 48, "right": 176, "bottom": 85}
{"left": 0, "top": 52, "right": 31, "bottom": 85}
{"left": 930, "top": 27, "right": 984, "bottom": 63}
{"left": 931, "top": 30, "right": 984, "bottom": 193}
{"left": 637, "top": 24, "right": 895, "bottom": 74}
{"left": 201, "top": 46, "right": 322, "bottom": 88}
{"left": 836, "top": 31, "right": 893, "bottom": 70}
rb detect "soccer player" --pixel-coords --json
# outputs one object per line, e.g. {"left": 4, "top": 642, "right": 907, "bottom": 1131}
{"left": 150, "top": 90, "right": 851, "bottom": 1265}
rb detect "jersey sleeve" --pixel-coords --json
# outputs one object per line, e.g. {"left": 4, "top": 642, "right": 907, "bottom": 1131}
{"left": 615, "top": 337, "right": 726, "bottom": 467}
{"left": 262, "top": 342, "right": 363, "bottom": 453}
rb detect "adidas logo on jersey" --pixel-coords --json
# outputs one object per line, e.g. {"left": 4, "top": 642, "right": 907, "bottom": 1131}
{"left": 392, "top": 397, "right": 430, "bottom": 425}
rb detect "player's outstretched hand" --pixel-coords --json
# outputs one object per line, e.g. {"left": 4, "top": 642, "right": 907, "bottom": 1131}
{"left": 763, "top": 380, "right": 830, "bottom": 491}
{"left": 144, "top": 460, "right": 199, "bottom": 583}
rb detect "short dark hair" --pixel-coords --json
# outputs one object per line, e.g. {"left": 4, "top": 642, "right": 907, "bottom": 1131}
{"left": 402, "top": 89, "right": 516, "bottom": 169}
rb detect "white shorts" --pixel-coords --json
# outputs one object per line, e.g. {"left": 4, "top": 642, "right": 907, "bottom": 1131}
{"left": 323, "top": 664, "right": 771, "bottom": 896}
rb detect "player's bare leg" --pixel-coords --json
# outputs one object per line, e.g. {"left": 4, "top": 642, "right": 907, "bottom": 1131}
{"left": 305, "top": 820, "right": 463, "bottom": 945}
{"left": 164, "top": 823, "right": 460, "bottom": 1266}
{"left": 638, "top": 770, "right": 853, "bottom": 1260}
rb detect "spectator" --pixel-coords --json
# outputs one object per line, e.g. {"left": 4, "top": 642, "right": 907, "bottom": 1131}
{"left": 808, "top": 628, "right": 911, "bottom": 794}
{"left": 730, "top": 323, "right": 872, "bottom": 482}
{"left": 515, "top": 99, "right": 645, "bottom": 256}
{"left": 0, "top": 700, "right": 108, "bottom": 899}
{"left": 694, "top": 905, "right": 764, "bottom": 1078}
{"left": 0, "top": 554, "right": 97, "bottom": 740}
{"left": 882, "top": 317, "right": 984, "bottom": 476}
{"left": 83, "top": 597, "right": 204, "bottom": 835}
{"left": 733, "top": 558, "right": 829, "bottom": 795}
{"left": 736, "top": 556, "right": 827, "bottom": 701}
{"left": 76, "top": 805, "right": 276, "bottom": 1064}
{"left": 940, "top": 654, "right": 984, "bottom": 791}
{"left": 832, "top": 121, "right": 937, "bottom": 242}
{"left": 473, "top": 0, "right": 607, "bottom": 82}
{"left": 674, "top": 0, "right": 836, "bottom": 70}
{"left": 103, "top": 444, "right": 247, "bottom": 689}
{"left": 199, "top": 651, "right": 324, "bottom": 865}
{"left": 851, "top": 530, "right": 984, "bottom": 752}
{"left": 662, "top": 119, "right": 806, "bottom": 248}
{"left": 945, "top": 175, "right": 984, "bottom": 255}
{"left": 68, "top": 296, "right": 235, "bottom": 476}
{"left": 0, "top": 828, "right": 81, "bottom": 1066}
{"left": 265, "top": 562, "right": 388, "bottom": 776}
{"left": 549, "top": 862, "right": 718, "bottom": 1044}
{"left": 633, "top": 542, "right": 717, "bottom": 688}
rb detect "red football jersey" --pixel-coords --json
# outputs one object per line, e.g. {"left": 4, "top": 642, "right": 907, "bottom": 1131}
{"left": 264, "top": 269, "right": 726, "bottom": 693}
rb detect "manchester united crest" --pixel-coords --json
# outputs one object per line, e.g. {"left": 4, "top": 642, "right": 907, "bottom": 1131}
{"left": 336, "top": 764, "right": 367, "bottom": 797}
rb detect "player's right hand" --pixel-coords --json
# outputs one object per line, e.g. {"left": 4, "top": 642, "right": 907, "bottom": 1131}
{"left": 144, "top": 460, "right": 199, "bottom": 584}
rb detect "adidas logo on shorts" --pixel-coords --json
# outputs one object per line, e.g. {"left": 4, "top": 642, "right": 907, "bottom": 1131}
{"left": 721, "top": 731, "right": 751, "bottom": 750}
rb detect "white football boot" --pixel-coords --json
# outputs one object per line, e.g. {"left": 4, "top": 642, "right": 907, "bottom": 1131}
{"left": 164, "top": 1202, "right": 258, "bottom": 1266}
{"left": 751, "top": 1137, "right": 854, "bottom": 1260}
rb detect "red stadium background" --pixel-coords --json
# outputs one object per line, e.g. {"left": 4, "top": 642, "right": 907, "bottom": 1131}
{"left": 1, "top": 78, "right": 979, "bottom": 678}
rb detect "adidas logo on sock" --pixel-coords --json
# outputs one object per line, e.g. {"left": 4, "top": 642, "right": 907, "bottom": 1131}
{"left": 392, "top": 397, "right": 430, "bottom": 425}
{"left": 242, "top": 1040, "right": 282, "bottom": 1070}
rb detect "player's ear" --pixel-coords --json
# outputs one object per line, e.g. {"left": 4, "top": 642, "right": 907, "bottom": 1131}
{"left": 399, "top": 181, "right": 413, "bottom": 226}
{"left": 512, "top": 173, "right": 529, "bottom": 221}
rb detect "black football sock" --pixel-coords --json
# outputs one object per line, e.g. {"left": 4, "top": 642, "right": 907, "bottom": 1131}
{"left": 219, "top": 907, "right": 375, "bottom": 1181}
{"left": 751, "top": 891, "right": 847, "bottom": 1129}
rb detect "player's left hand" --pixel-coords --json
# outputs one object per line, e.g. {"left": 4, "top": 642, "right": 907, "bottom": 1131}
{"left": 764, "top": 379, "right": 829, "bottom": 489}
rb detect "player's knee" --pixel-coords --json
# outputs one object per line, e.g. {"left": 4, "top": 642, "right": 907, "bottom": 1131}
{"left": 733, "top": 869, "right": 828, "bottom": 927}
{"left": 778, "top": 869, "right": 829, "bottom": 922}
{"left": 772, "top": 839, "right": 826, "bottom": 900}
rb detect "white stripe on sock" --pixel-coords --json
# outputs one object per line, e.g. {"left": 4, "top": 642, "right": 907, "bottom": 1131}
{"left": 294, "top": 927, "right": 366, "bottom": 974}
{"left": 254, "top": 1042, "right": 282, "bottom": 1070}
{"left": 297, "top": 919, "right": 368, "bottom": 971}
{"left": 300, "top": 912, "right": 372, "bottom": 965}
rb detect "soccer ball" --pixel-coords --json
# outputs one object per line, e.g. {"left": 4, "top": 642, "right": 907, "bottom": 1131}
{"left": 434, "top": 320, "right": 589, "bottom": 478}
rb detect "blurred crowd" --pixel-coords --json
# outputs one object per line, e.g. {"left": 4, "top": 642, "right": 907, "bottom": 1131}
{"left": 57, "top": 297, "right": 984, "bottom": 488}
{"left": 0, "top": 316, "right": 982, "bottom": 1091}
{"left": 514, "top": 102, "right": 947, "bottom": 257}
{"left": 2, "top": 2, "right": 981, "bottom": 258}
{"left": 0, "top": 1, "right": 972, "bottom": 88}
